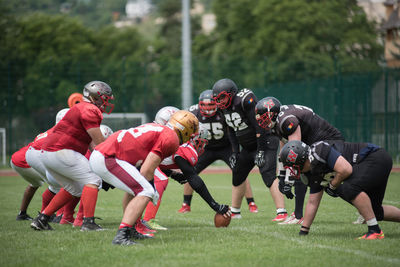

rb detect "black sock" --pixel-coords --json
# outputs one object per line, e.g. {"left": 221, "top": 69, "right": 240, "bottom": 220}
{"left": 368, "top": 225, "right": 381, "bottom": 233}
{"left": 19, "top": 211, "right": 27, "bottom": 215}
{"left": 246, "top": 198, "right": 254, "bottom": 205}
{"left": 294, "top": 181, "right": 307, "bottom": 219}
{"left": 183, "top": 195, "right": 192, "bottom": 206}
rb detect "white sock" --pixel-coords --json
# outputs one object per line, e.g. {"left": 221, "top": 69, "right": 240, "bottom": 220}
{"left": 231, "top": 207, "right": 241, "bottom": 213}
{"left": 277, "top": 208, "right": 287, "bottom": 214}
{"left": 366, "top": 218, "right": 378, "bottom": 226}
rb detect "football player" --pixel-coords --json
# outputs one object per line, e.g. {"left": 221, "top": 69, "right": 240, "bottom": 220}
{"left": 255, "top": 97, "right": 345, "bottom": 224}
{"left": 90, "top": 110, "right": 199, "bottom": 245}
{"left": 280, "top": 140, "right": 400, "bottom": 239}
{"left": 212, "top": 78, "right": 285, "bottom": 220}
{"left": 11, "top": 108, "right": 69, "bottom": 221}
{"left": 30, "top": 81, "right": 114, "bottom": 231}
{"left": 178, "top": 89, "right": 259, "bottom": 214}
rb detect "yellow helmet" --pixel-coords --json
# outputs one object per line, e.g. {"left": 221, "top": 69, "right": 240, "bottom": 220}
{"left": 167, "top": 110, "right": 199, "bottom": 144}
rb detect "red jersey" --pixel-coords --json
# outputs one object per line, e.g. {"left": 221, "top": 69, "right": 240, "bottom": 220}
{"left": 95, "top": 123, "right": 179, "bottom": 167}
{"left": 11, "top": 143, "right": 32, "bottom": 168}
{"left": 159, "top": 142, "right": 198, "bottom": 169}
{"left": 42, "top": 101, "right": 103, "bottom": 155}
{"left": 30, "top": 127, "right": 55, "bottom": 150}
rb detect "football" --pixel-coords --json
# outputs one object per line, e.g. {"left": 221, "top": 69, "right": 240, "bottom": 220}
{"left": 214, "top": 213, "right": 231, "bottom": 228}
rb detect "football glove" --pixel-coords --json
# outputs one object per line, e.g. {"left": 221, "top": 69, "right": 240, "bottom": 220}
{"left": 229, "top": 152, "right": 238, "bottom": 170}
{"left": 101, "top": 180, "right": 115, "bottom": 191}
{"left": 169, "top": 171, "right": 188, "bottom": 184}
{"left": 215, "top": 204, "right": 231, "bottom": 216}
{"left": 278, "top": 176, "right": 294, "bottom": 199}
{"left": 324, "top": 183, "right": 339, "bottom": 198}
{"left": 254, "top": 150, "right": 266, "bottom": 168}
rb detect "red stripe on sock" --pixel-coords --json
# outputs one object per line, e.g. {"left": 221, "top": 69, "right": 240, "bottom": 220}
{"left": 119, "top": 222, "right": 133, "bottom": 229}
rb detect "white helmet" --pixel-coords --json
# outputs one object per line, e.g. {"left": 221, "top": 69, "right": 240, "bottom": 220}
{"left": 190, "top": 122, "right": 209, "bottom": 155}
{"left": 154, "top": 106, "right": 179, "bottom": 125}
{"left": 100, "top": 124, "right": 113, "bottom": 139}
{"left": 55, "top": 108, "right": 70, "bottom": 124}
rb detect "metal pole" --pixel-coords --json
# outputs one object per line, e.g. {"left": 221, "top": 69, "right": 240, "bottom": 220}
{"left": 181, "top": 0, "right": 192, "bottom": 109}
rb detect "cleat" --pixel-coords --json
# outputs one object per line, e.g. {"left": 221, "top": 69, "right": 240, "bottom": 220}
{"left": 60, "top": 215, "right": 75, "bottom": 225}
{"left": 80, "top": 217, "right": 103, "bottom": 231}
{"left": 248, "top": 202, "right": 258, "bottom": 213}
{"left": 31, "top": 213, "right": 53, "bottom": 230}
{"left": 143, "top": 219, "right": 168, "bottom": 231}
{"left": 231, "top": 212, "right": 242, "bottom": 219}
{"left": 16, "top": 212, "right": 33, "bottom": 221}
{"left": 278, "top": 213, "right": 303, "bottom": 225}
{"left": 357, "top": 230, "right": 384, "bottom": 240}
{"left": 353, "top": 214, "right": 366, "bottom": 225}
{"left": 137, "top": 219, "right": 156, "bottom": 233}
{"left": 130, "top": 227, "right": 153, "bottom": 239}
{"left": 112, "top": 227, "right": 139, "bottom": 246}
{"left": 272, "top": 213, "right": 288, "bottom": 222}
{"left": 178, "top": 203, "right": 191, "bottom": 213}
{"left": 73, "top": 215, "right": 83, "bottom": 228}
{"left": 51, "top": 215, "right": 62, "bottom": 224}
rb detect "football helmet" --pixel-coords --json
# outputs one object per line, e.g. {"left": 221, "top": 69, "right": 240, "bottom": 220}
{"left": 279, "top": 140, "right": 310, "bottom": 178}
{"left": 83, "top": 81, "right": 114, "bottom": 114}
{"left": 155, "top": 106, "right": 179, "bottom": 125}
{"left": 100, "top": 124, "right": 113, "bottom": 139}
{"left": 68, "top": 93, "right": 83, "bottom": 108}
{"left": 212, "top": 78, "right": 238, "bottom": 109}
{"left": 55, "top": 108, "right": 70, "bottom": 124}
{"left": 199, "top": 89, "right": 217, "bottom": 117}
{"left": 167, "top": 110, "right": 199, "bottom": 144}
{"left": 255, "top": 97, "right": 281, "bottom": 129}
{"left": 190, "top": 122, "right": 210, "bottom": 155}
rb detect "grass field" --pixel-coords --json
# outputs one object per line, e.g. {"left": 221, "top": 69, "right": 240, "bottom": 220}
{"left": 1, "top": 171, "right": 399, "bottom": 267}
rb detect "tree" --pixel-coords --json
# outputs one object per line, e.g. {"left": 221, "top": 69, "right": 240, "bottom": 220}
{"left": 198, "top": 0, "right": 383, "bottom": 81}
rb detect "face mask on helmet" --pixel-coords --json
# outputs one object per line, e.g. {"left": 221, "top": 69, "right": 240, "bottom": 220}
{"left": 55, "top": 108, "right": 70, "bottom": 125}
{"left": 279, "top": 140, "right": 309, "bottom": 179}
{"left": 255, "top": 97, "right": 281, "bottom": 129}
{"left": 199, "top": 89, "right": 217, "bottom": 117}
{"left": 155, "top": 106, "right": 179, "bottom": 125}
{"left": 100, "top": 124, "right": 113, "bottom": 139}
{"left": 167, "top": 110, "right": 199, "bottom": 144}
{"left": 190, "top": 123, "right": 210, "bottom": 155}
{"left": 83, "top": 81, "right": 114, "bottom": 114}
{"left": 212, "top": 78, "right": 238, "bottom": 110}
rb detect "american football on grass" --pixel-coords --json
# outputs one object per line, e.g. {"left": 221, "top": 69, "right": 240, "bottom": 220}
{"left": 214, "top": 213, "right": 231, "bottom": 228}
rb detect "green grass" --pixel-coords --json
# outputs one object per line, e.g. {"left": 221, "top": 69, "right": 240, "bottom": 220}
{"left": 1, "top": 172, "right": 400, "bottom": 267}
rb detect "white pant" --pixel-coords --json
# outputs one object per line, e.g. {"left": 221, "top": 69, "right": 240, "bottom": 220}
{"left": 25, "top": 147, "right": 61, "bottom": 193}
{"left": 40, "top": 149, "right": 101, "bottom": 197}
{"left": 10, "top": 160, "right": 43, "bottom": 188}
{"left": 89, "top": 150, "right": 156, "bottom": 199}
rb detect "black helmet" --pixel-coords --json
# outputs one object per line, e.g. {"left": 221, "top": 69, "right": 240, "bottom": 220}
{"left": 279, "top": 140, "right": 310, "bottom": 178}
{"left": 198, "top": 89, "right": 217, "bottom": 117}
{"left": 255, "top": 97, "right": 281, "bottom": 129}
{"left": 212, "top": 78, "right": 238, "bottom": 109}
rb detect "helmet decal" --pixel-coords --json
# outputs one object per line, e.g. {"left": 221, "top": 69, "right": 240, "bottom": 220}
{"left": 287, "top": 149, "right": 298, "bottom": 163}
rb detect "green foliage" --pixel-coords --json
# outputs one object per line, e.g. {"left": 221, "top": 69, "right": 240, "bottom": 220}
{"left": 1, "top": 172, "right": 400, "bottom": 266}
{"left": 201, "top": 0, "right": 383, "bottom": 81}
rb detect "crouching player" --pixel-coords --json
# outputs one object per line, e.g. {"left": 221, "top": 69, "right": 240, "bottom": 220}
{"left": 90, "top": 110, "right": 199, "bottom": 245}
{"left": 280, "top": 140, "right": 400, "bottom": 239}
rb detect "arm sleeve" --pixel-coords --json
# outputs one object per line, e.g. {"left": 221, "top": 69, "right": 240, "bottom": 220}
{"left": 175, "top": 156, "right": 219, "bottom": 211}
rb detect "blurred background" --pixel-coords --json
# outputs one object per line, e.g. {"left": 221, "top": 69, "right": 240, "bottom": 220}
{"left": 0, "top": 0, "right": 399, "bottom": 164}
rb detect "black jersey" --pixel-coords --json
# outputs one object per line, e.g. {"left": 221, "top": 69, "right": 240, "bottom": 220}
{"left": 220, "top": 88, "right": 263, "bottom": 150}
{"left": 188, "top": 104, "right": 231, "bottom": 150}
{"left": 275, "top": 104, "right": 344, "bottom": 145}
{"left": 306, "top": 141, "right": 379, "bottom": 191}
